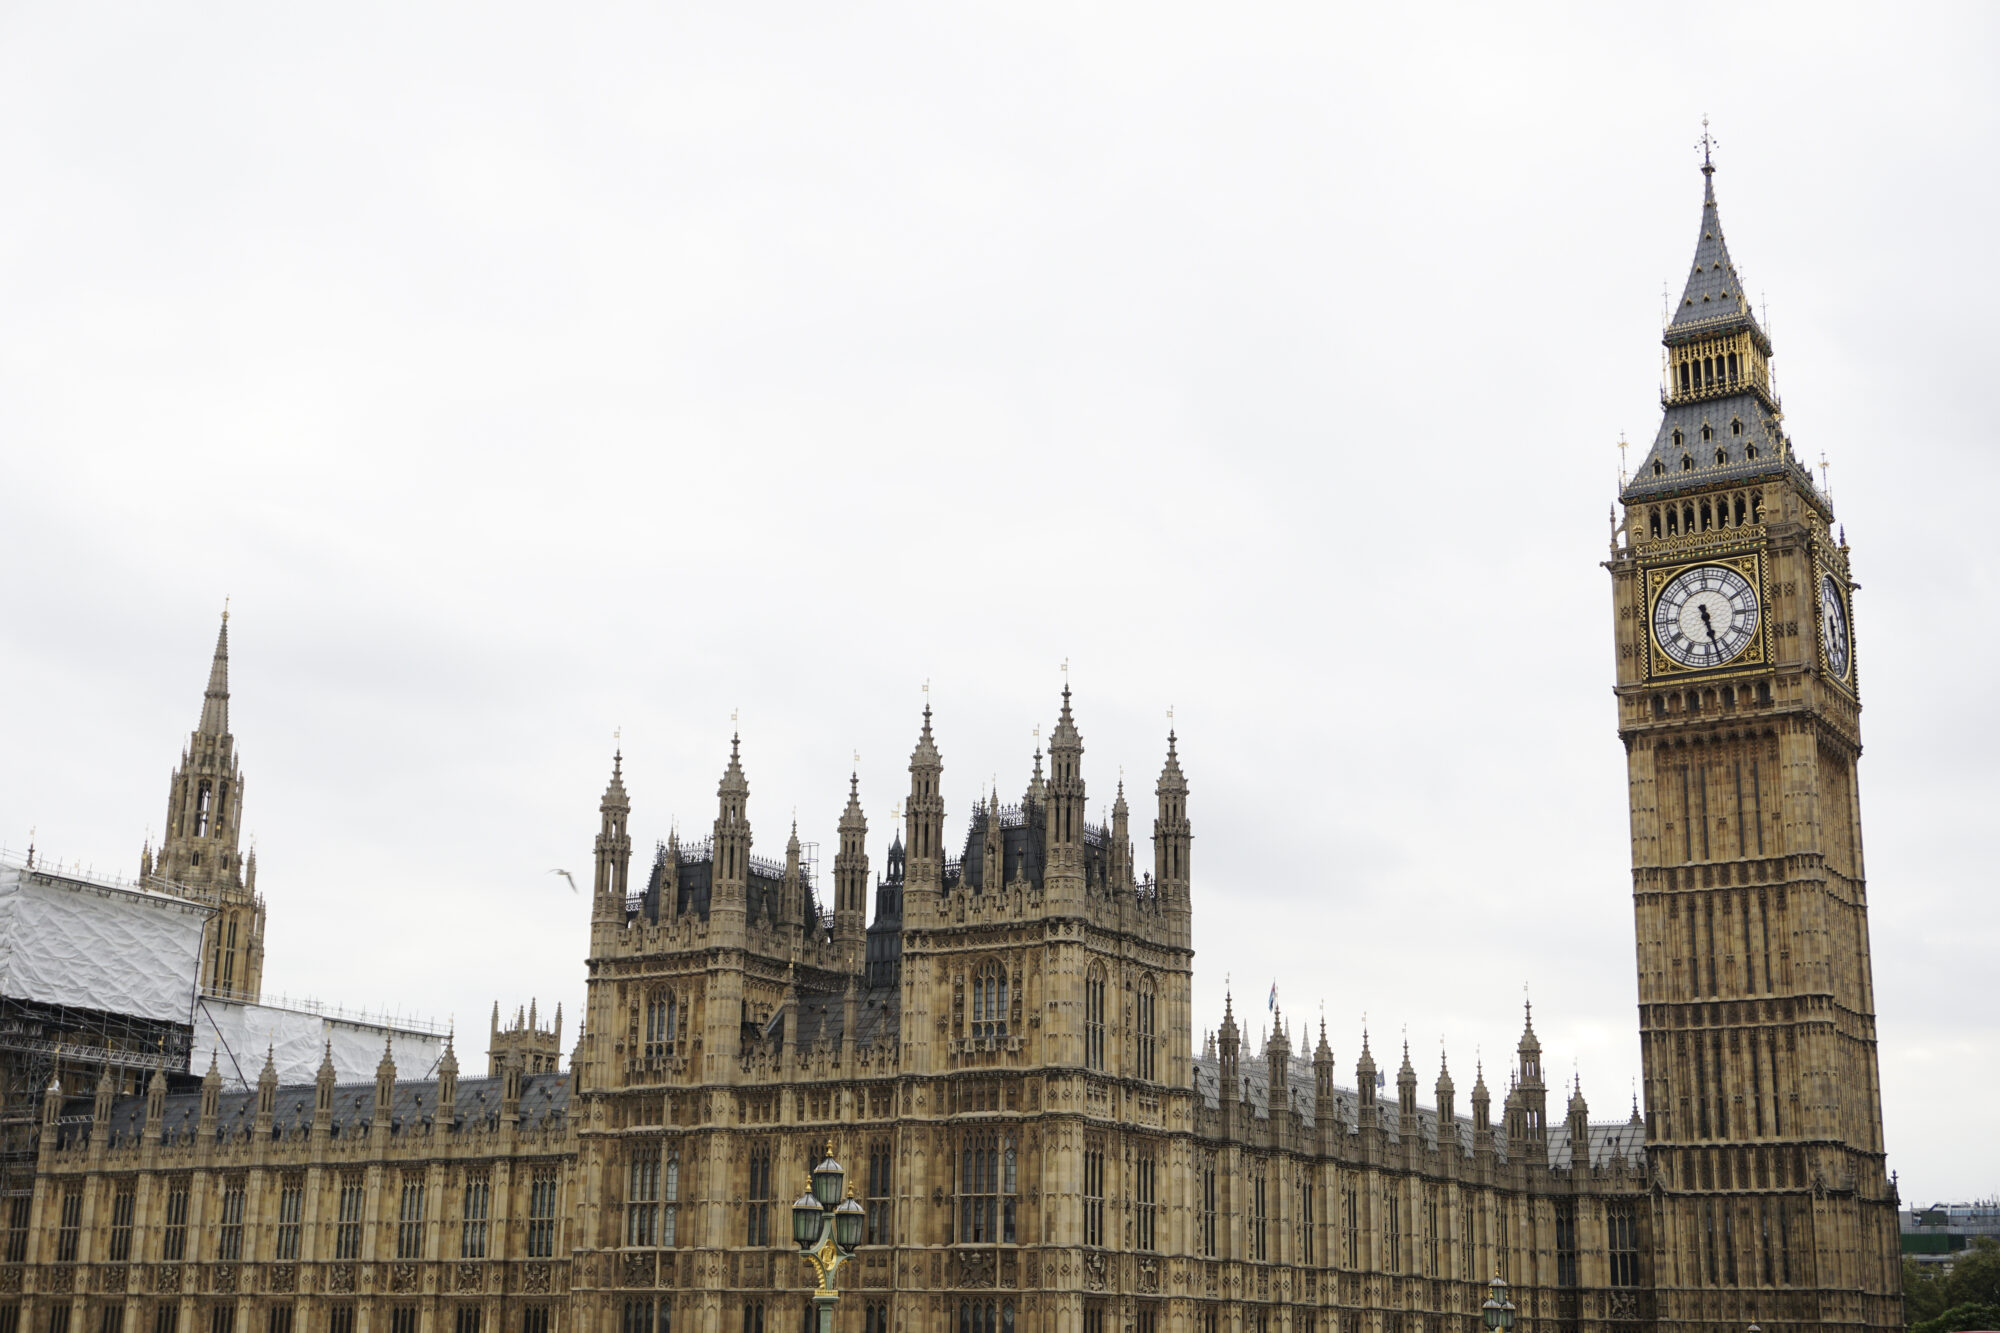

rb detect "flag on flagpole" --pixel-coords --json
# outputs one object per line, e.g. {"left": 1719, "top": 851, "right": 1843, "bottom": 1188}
{"left": 1268, "top": 982, "right": 1278, "bottom": 1012}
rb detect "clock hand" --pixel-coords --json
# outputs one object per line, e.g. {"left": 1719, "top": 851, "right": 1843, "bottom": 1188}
{"left": 1695, "top": 603, "right": 1723, "bottom": 657}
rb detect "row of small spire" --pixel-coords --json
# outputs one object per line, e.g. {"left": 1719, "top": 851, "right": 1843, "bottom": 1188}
{"left": 1208, "top": 996, "right": 1626, "bottom": 1129}
{"left": 598, "top": 687, "right": 1189, "bottom": 868}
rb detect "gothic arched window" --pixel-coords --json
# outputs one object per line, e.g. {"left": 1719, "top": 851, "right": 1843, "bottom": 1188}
{"left": 1136, "top": 978, "right": 1157, "bottom": 1082}
{"left": 645, "top": 992, "right": 675, "bottom": 1058}
{"left": 958, "top": 1131, "right": 1017, "bottom": 1244}
{"left": 1084, "top": 966, "right": 1107, "bottom": 1072}
{"left": 664, "top": 1153, "right": 680, "bottom": 1246}
{"left": 971, "top": 961, "right": 1008, "bottom": 1039}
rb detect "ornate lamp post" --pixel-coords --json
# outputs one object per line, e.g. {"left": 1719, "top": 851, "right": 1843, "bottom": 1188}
{"left": 1481, "top": 1274, "right": 1516, "bottom": 1331}
{"left": 793, "top": 1146, "right": 867, "bottom": 1333}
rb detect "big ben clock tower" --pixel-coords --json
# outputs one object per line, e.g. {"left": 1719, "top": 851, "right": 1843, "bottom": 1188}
{"left": 1608, "top": 147, "right": 1902, "bottom": 1333}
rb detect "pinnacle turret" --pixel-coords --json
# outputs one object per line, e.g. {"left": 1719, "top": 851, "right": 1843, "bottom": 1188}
{"left": 719, "top": 733, "right": 747, "bottom": 798}
{"left": 905, "top": 703, "right": 945, "bottom": 878}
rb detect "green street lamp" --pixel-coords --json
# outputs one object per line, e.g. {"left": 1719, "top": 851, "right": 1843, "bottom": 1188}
{"left": 1481, "top": 1274, "right": 1516, "bottom": 1331}
{"left": 793, "top": 1146, "right": 867, "bottom": 1333}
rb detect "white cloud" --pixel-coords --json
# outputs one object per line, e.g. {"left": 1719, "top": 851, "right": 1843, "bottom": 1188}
{"left": 1, "top": 2, "right": 1994, "bottom": 1203}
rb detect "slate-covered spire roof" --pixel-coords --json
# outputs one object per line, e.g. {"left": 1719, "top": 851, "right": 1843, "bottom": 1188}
{"left": 1620, "top": 154, "right": 1830, "bottom": 513}
{"left": 1668, "top": 158, "right": 1764, "bottom": 342}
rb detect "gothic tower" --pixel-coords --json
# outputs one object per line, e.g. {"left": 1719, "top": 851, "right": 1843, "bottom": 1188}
{"left": 1608, "top": 151, "right": 1900, "bottom": 1331}
{"left": 149, "top": 610, "right": 265, "bottom": 1000}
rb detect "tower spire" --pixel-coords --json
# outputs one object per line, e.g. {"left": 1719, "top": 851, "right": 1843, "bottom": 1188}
{"left": 200, "top": 607, "right": 231, "bottom": 737}
{"left": 1620, "top": 137, "right": 1809, "bottom": 510}
{"left": 154, "top": 607, "right": 262, "bottom": 1001}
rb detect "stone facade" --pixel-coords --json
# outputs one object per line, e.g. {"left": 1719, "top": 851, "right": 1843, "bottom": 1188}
{"left": 1, "top": 159, "right": 1900, "bottom": 1333}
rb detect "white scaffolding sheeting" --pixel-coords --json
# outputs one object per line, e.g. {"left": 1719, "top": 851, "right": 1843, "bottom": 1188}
{"left": 0, "top": 866, "right": 207, "bottom": 1024}
{"left": 194, "top": 996, "right": 447, "bottom": 1091}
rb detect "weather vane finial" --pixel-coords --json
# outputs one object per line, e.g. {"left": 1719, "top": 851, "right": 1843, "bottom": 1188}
{"left": 1698, "top": 115, "right": 1718, "bottom": 171}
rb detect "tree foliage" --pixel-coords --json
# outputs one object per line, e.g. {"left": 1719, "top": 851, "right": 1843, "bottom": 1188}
{"left": 1907, "top": 1238, "right": 2000, "bottom": 1331}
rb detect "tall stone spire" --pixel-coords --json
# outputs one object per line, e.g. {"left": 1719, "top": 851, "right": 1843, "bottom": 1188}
{"left": 153, "top": 607, "right": 263, "bottom": 1002}
{"left": 904, "top": 704, "right": 944, "bottom": 889}
{"left": 832, "top": 772, "right": 869, "bottom": 958}
{"left": 1153, "top": 729, "right": 1191, "bottom": 894}
{"left": 1044, "top": 686, "right": 1086, "bottom": 893}
{"left": 1217, "top": 992, "right": 1241, "bottom": 1106}
{"left": 591, "top": 750, "right": 633, "bottom": 922}
{"left": 712, "top": 734, "right": 751, "bottom": 916}
{"left": 1355, "top": 1027, "right": 1383, "bottom": 1142}
{"left": 1109, "top": 780, "right": 1131, "bottom": 889}
{"left": 199, "top": 610, "right": 231, "bottom": 737}
{"left": 1514, "top": 1000, "right": 1548, "bottom": 1162}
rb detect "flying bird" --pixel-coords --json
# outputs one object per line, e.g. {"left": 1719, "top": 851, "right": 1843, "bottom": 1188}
{"left": 550, "top": 869, "right": 579, "bottom": 894}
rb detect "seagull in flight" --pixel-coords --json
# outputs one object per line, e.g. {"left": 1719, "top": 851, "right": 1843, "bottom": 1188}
{"left": 550, "top": 869, "right": 579, "bottom": 894}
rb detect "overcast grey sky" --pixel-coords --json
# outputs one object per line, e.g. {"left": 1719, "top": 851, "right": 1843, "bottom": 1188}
{"left": 2, "top": 4, "right": 1995, "bottom": 1202}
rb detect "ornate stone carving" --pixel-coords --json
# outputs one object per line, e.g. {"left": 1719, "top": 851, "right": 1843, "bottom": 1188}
{"left": 45, "top": 1264, "right": 73, "bottom": 1294}
{"left": 95, "top": 1264, "right": 127, "bottom": 1293}
{"left": 621, "top": 1252, "right": 656, "bottom": 1288}
{"left": 456, "top": 1263, "right": 483, "bottom": 1293}
{"left": 951, "top": 1250, "right": 995, "bottom": 1289}
{"left": 328, "top": 1264, "right": 355, "bottom": 1293}
{"left": 1082, "top": 1252, "right": 1106, "bottom": 1292}
{"left": 522, "top": 1262, "right": 551, "bottom": 1294}
{"left": 154, "top": 1264, "right": 182, "bottom": 1294}
{"left": 389, "top": 1262, "right": 418, "bottom": 1293}
{"left": 213, "top": 1263, "right": 237, "bottom": 1294}
{"left": 268, "top": 1264, "right": 297, "bottom": 1294}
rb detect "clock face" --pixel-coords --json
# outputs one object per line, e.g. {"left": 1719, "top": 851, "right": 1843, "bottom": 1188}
{"left": 1821, "top": 574, "right": 1851, "bottom": 678}
{"left": 1652, "top": 565, "right": 1760, "bottom": 669}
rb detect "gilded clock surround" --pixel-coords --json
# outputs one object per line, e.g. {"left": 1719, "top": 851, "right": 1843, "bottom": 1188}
{"left": 1817, "top": 563, "right": 1857, "bottom": 689}
{"left": 1642, "top": 553, "right": 1768, "bottom": 680}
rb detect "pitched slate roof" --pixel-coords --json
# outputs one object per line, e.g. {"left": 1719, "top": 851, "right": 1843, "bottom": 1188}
{"left": 91, "top": 1074, "right": 570, "bottom": 1148}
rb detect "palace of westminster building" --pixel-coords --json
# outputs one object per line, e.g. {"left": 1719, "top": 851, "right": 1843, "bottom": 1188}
{"left": 4, "top": 158, "right": 1902, "bottom": 1333}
